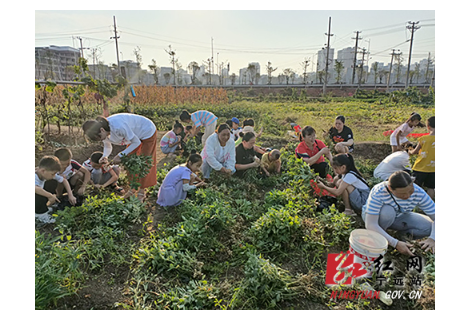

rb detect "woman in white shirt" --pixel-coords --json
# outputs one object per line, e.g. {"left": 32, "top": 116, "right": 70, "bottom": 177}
{"left": 83, "top": 113, "right": 157, "bottom": 200}
{"left": 201, "top": 123, "right": 236, "bottom": 179}
{"left": 374, "top": 143, "right": 413, "bottom": 181}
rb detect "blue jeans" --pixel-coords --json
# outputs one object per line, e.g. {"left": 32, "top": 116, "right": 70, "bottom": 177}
{"left": 362, "top": 205, "right": 433, "bottom": 239}
{"left": 161, "top": 144, "right": 178, "bottom": 154}
{"left": 201, "top": 159, "right": 235, "bottom": 179}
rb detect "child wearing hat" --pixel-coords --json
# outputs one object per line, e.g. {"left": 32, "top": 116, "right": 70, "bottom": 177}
{"left": 231, "top": 117, "right": 242, "bottom": 141}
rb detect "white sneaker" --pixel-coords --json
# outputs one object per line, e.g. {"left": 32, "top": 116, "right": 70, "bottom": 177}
{"left": 35, "top": 209, "right": 56, "bottom": 224}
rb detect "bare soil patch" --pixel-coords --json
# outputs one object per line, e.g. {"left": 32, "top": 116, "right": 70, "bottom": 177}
{"left": 353, "top": 141, "right": 390, "bottom": 165}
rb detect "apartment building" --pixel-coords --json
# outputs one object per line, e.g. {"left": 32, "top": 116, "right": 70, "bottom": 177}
{"left": 35, "top": 46, "right": 80, "bottom": 81}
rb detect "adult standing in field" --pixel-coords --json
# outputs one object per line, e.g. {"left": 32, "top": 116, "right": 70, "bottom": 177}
{"left": 362, "top": 171, "right": 435, "bottom": 256}
{"left": 82, "top": 113, "right": 157, "bottom": 201}
{"left": 324, "top": 115, "right": 354, "bottom": 154}
{"left": 180, "top": 109, "right": 218, "bottom": 147}
{"left": 201, "top": 124, "right": 236, "bottom": 179}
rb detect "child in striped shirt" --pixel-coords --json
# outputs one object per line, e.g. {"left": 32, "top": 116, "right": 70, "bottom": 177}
{"left": 160, "top": 121, "right": 184, "bottom": 158}
{"left": 180, "top": 110, "right": 218, "bottom": 147}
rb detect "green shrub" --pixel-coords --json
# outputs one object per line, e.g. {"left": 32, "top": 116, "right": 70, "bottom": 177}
{"left": 35, "top": 231, "right": 86, "bottom": 309}
{"left": 316, "top": 205, "right": 353, "bottom": 247}
{"left": 133, "top": 234, "right": 203, "bottom": 279}
{"left": 55, "top": 195, "right": 146, "bottom": 269}
{"left": 250, "top": 207, "right": 301, "bottom": 253}
{"left": 157, "top": 280, "right": 224, "bottom": 310}
{"left": 230, "top": 253, "right": 297, "bottom": 309}
{"left": 120, "top": 153, "right": 153, "bottom": 190}
{"left": 174, "top": 189, "right": 237, "bottom": 254}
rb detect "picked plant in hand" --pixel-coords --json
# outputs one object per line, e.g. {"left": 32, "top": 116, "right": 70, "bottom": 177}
{"left": 120, "top": 154, "right": 153, "bottom": 190}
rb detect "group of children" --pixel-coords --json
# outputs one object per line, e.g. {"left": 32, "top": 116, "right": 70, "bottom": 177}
{"left": 35, "top": 148, "right": 123, "bottom": 223}
{"left": 36, "top": 109, "right": 435, "bottom": 242}
{"left": 156, "top": 111, "right": 280, "bottom": 206}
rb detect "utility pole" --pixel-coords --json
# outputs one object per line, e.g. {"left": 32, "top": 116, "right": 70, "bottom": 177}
{"left": 358, "top": 48, "right": 368, "bottom": 89}
{"left": 211, "top": 37, "right": 214, "bottom": 84}
{"left": 76, "top": 37, "right": 84, "bottom": 59}
{"left": 75, "top": 36, "right": 90, "bottom": 58}
{"left": 430, "top": 68, "right": 435, "bottom": 88}
{"left": 351, "top": 31, "right": 362, "bottom": 84}
{"left": 365, "top": 39, "right": 371, "bottom": 83}
{"left": 111, "top": 16, "right": 121, "bottom": 76}
{"left": 405, "top": 21, "right": 420, "bottom": 88}
{"left": 75, "top": 36, "right": 90, "bottom": 77}
{"left": 425, "top": 52, "right": 433, "bottom": 84}
{"left": 323, "top": 17, "right": 333, "bottom": 95}
{"left": 90, "top": 48, "right": 98, "bottom": 78}
{"left": 387, "top": 49, "right": 400, "bottom": 91}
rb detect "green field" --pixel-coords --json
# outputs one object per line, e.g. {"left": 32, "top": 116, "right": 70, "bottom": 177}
{"left": 35, "top": 88, "right": 435, "bottom": 310}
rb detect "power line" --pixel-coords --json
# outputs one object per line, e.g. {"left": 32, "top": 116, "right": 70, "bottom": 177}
{"left": 120, "top": 29, "right": 324, "bottom": 54}
{"left": 370, "top": 40, "right": 410, "bottom": 56}
{"left": 363, "top": 26, "right": 406, "bottom": 38}
{"left": 35, "top": 26, "right": 111, "bottom": 36}
{"left": 35, "top": 17, "right": 434, "bottom": 74}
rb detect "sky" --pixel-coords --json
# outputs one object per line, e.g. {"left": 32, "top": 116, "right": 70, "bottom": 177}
{"left": 35, "top": 9, "right": 435, "bottom": 75}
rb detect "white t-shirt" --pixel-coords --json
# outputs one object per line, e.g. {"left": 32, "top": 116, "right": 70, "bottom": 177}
{"left": 390, "top": 122, "right": 414, "bottom": 145}
{"left": 103, "top": 113, "right": 157, "bottom": 157}
{"left": 201, "top": 132, "right": 236, "bottom": 172}
{"left": 232, "top": 127, "right": 242, "bottom": 141}
{"left": 35, "top": 172, "right": 64, "bottom": 188}
{"left": 342, "top": 172, "right": 368, "bottom": 190}
{"left": 374, "top": 151, "right": 411, "bottom": 181}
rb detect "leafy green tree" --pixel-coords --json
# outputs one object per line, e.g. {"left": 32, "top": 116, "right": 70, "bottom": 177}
{"left": 334, "top": 60, "right": 345, "bottom": 84}
{"left": 266, "top": 61, "right": 277, "bottom": 85}
{"left": 148, "top": 59, "right": 160, "bottom": 85}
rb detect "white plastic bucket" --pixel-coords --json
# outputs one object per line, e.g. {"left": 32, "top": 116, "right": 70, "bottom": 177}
{"left": 349, "top": 229, "right": 388, "bottom": 278}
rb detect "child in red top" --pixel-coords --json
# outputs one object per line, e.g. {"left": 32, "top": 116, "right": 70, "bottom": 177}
{"left": 295, "top": 126, "right": 333, "bottom": 178}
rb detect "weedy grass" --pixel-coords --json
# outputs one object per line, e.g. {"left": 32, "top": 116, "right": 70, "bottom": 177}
{"left": 35, "top": 231, "right": 87, "bottom": 309}
{"left": 53, "top": 194, "right": 146, "bottom": 271}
